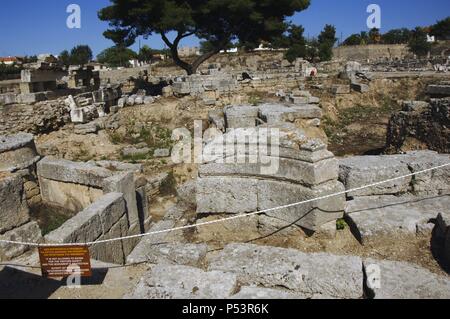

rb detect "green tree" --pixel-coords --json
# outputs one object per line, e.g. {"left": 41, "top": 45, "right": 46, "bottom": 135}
{"left": 382, "top": 28, "right": 411, "bottom": 44}
{"left": 97, "top": 46, "right": 137, "bottom": 67}
{"left": 99, "top": 0, "right": 310, "bottom": 75}
{"left": 69, "top": 45, "right": 93, "bottom": 65}
{"left": 138, "top": 45, "right": 154, "bottom": 63}
{"left": 343, "top": 34, "right": 362, "bottom": 46}
{"left": 317, "top": 24, "right": 337, "bottom": 61}
{"left": 305, "top": 38, "right": 319, "bottom": 61}
{"left": 430, "top": 17, "right": 450, "bottom": 40}
{"left": 368, "top": 28, "right": 381, "bottom": 44}
{"left": 359, "top": 31, "right": 369, "bottom": 45}
{"left": 59, "top": 50, "right": 71, "bottom": 67}
{"left": 284, "top": 25, "right": 307, "bottom": 63}
{"left": 408, "top": 27, "right": 432, "bottom": 57}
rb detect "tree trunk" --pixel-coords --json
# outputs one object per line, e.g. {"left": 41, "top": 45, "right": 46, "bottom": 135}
{"left": 159, "top": 31, "right": 221, "bottom": 75}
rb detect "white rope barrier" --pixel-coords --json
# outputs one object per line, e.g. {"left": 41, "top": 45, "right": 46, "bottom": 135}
{"left": 0, "top": 162, "right": 449, "bottom": 248}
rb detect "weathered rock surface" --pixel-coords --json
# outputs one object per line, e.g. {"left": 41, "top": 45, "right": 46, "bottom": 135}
{"left": 345, "top": 195, "right": 450, "bottom": 243}
{"left": 339, "top": 151, "right": 450, "bottom": 198}
{"left": 0, "top": 133, "right": 40, "bottom": 172}
{"left": 37, "top": 157, "right": 112, "bottom": 188}
{"left": 386, "top": 98, "right": 450, "bottom": 153}
{"left": 208, "top": 243, "right": 363, "bottom": 299}
{"left": 0, "top": 221, "right": 41, "bottom": 261}
{"left": 124, "top": 264, "right": 238, "bottom": 299}
{"left": 0, "top": 174, "right": 30, "bottom": 234}
{"left": 126, "top": 243, "right": 207, "bottom": 267}
{"left": 339, "top": 155, "right": 411, "bottom": 197}
{"left": 364, "top": 258, "right": 450, "bottom": 299}
{"left": 229, "top": 287, "right": 304, "bottom": 299}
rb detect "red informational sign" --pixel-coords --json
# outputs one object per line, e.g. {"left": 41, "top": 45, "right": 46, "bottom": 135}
{"left": 38, "top": 245, "right": 92, "bottom": 278}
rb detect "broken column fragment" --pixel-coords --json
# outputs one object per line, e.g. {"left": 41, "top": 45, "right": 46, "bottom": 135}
{"left": 196, "top": 126, "right": 345, "bottom": 231}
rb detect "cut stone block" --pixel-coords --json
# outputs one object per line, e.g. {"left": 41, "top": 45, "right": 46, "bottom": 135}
{"left": 345, "top": 195, "right": 449, "bottom": 244}
{"left": 196, "top": 177, "right": 258, "bottom": 214}
{"left": 0, "top": 133, "right": 40, "bottom": 172}
{"left": 363, "top": 258, "right": 450, "bottom": 299}
{"left": 124, "top": 264, "right": 238, "bottom": 299}
{"left": 37, "top": 157, "right": 112, "bottom": 188}
{"left": 208, "top": 243, "right": 363, "bottom": 299}
{"left": 0, "top": 174, "right": 30, "bottom": 234}
{"left": 126, "top": 243, "right": 207, "bottom": 266}
{"left": 339, "top": 155, "right": 411, "bottom": 197}
{"left": 258, "top": 180, "right": 345, "bottom": 231}
{"left": 224, "top": 105, "right": 259, "bottom": 128}
{"left": 0, "top": 221, "right": 41, "bottom": 261}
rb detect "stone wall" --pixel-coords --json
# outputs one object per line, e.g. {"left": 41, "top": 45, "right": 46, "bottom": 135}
{"left": 0, "top": 173, "right": 42, "bottom": 261}
{"left": 339, "top": 151, "right": 450, "bottom": 199}
{"left": 36, "top": 157, "right": 151, "bottom": 263}
{"left": 0, "top": 99, "right": 70, "bottom": 136}
{"left": 196, "top": 127, "right": 345, "bottom": 231}
{"left": 45, "top": 192, "right": 130, "bottom": 264}
{"left": 333, "top": 44, "right": 410, "bottom": 62}
{"left": 386, "top": 98, "right": 450, "bottom": 154}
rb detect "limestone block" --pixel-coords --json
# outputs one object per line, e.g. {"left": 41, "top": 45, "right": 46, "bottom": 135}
{"left": 363, "top": 258, "right": 450, "bottom": 299}
{"left": 124, "top": 265, "right": 238, "bottom": 299}
{"left": 404, "top": 151, "right": 450, "bottom": 195}
{"left": 38, "top": 177, "right": 103, "bottom": 212}
{"left": 208, "top": 243, "right": 363, "bottom": 299}
{"left": 37, "top": 157, "right": 112, "bottom": 188}
{"left": 224, "top": 105, "right": 259, "bottom": 128}
{"left": 126, "top": 243, "right": 207, "bottom": 266}
{"left": 0, "top": 174, "right": 30, "bottom": 234}
{"left": 331, "top": 85, "right": 350, "bottom": 94}
{"left": 0, "top": 133, "right": 40, "bottom": 172}
{"left": 258, "top": 180, "right": 345, "bottom": 231}
{"left": 345, "top": 195, "right": 449, "bottom": 244}
{"left": 0, "top": 221, "right": 41, "bottom": 261}
{"left": 90, "top": 214, "right": 128, "bottom": 264}
{"left": 196, "top": 177, "right": 258, "bottom": 214}
{"left": 200, "top": 156, "right": 338, "bottom": 186}
{"left": 339, "top": 155, "right": 411, "bottom": 197}
{"left": 103, "top": 171, "right": 139, "bottom": 227}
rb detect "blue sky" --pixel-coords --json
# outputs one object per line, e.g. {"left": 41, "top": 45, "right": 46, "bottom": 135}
{"left": 0, "top": 0, "right": 449, "bottom": 57}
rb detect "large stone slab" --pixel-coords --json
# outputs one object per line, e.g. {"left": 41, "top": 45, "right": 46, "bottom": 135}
{"left": 38, "top": 177, "right": 103, "bottom": 212}
{"left": 404, "top": 151, "right": 450, "bottom": 195}
{"left": 199, "top": 156, "right": 338, "bottom": 187}
{"left": 126, "top": 242, "right": 207, "bottom": 266}
{"left": 45, "top": 192, "right": 125, "bottom": 244}
{"left": 208, "top": 243, "right": 363, "bottom": 299}
{"left": 345, "top": 195, "right": 450, "bottom": 244}
{"left": 0, "top": 221, "right": 41, "bottom": 261}
{"left": 258, "top": 103, "right": 322, "bottom": 125}
{"left": 124, "top": 264, "right": 238, "bottom": 299}
{"left": 196, "top": 177, "right": 258, "bottom": 214}
{"left": 0, "top": 133, "right": 40, "bottom": 172}
{"left": 258, "top": 180, "right": 345, "bottom": 231}
{"left": 339, "top": 155, "right": 412, "bottom": 197}
{"left": 229, "top": 287, "right": 305, "bottom": 299}
{"left": 225, "top": 105, "right": 259, "bottom": 128}
{"left": 37, "top": 157, "right": 112, "bottom": 188}
{"left": 0, "top": 174, "right": 30, "bottom": 234}
{"left": 363, "top": 258, "right": 450, "bottom": 299}
{"left": 103, "top": 171, "right": 139, "bottom": 227}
